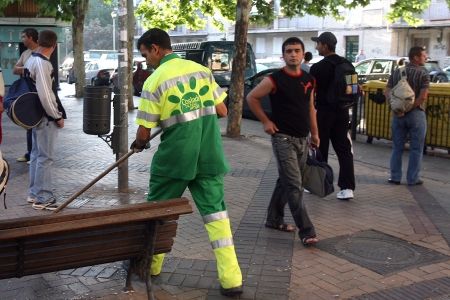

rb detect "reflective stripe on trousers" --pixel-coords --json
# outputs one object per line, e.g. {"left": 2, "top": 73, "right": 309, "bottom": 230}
{"left": 150, "top": 211, "right": 242, "bottom": 289}
{"left": 204, "top": 211, "right": 242, "bottom": 289}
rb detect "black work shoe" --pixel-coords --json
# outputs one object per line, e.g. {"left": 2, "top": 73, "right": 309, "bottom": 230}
{"left": 388, "top": 179, "right": 400, "bottom": 185}
{"left": 408, "top": 179, "right": 423, "bottom": 186}
{"left": 220, "top": 285, "right": 243, "bottom": 297}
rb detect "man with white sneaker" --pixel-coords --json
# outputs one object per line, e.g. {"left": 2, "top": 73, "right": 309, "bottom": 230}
{"left": 25, "top": 30, "right": 66, "bottom": 210}
{"left": 310, "top": 32, "right": 355, "bottom": 200}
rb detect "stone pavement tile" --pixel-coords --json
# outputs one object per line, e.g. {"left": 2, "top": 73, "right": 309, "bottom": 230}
{"left": 339, "top": 287, "right": 366, "bottom": 299}
{"left": 68, "top": 282, "right": 91, "bottom": 295}
{"left": 71, "top": 267, "right": 92, "bottom": 277}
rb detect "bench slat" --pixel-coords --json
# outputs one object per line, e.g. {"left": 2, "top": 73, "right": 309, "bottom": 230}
{"left": 0, "top": 198, "right": 191, "bottom": 230}
{"left": 0, "top": 201, "right": 191, "bottom": 240}
{"left": 0, "top": 198, "right": 192, "bottom": 289}
{"left": 24, "top": 225, "right": 145, "bottom": 250}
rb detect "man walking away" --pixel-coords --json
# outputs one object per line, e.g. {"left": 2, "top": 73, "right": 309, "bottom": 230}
{"left": 301, "top": 51, "right": 313, "bottom": 73}
{"left": 247, "top": 37, "right": 319, "bottom": 246}
{"left": 25, "top": 30, "right": 66, "bottom": 210}
{"left": 355, "top": 49, "right": 366, "bottom": 63}
{"left": 14, "top": 28, "right": 39, "bottom": 165}
{"left": 310, "top": 32, "right": 356, "bottom": 201}
{"left": 384, "top": 47, "right": 429, "bottom": 186}
{"left": 131, "top": 28, "right": 242, "bottom": 297}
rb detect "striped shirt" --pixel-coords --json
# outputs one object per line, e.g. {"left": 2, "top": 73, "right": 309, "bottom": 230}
{"left": 24, "top": 54, "right": 62, "bottom": 119}
{"left": 387, "top": 63, "right": 430, "bottom": 110}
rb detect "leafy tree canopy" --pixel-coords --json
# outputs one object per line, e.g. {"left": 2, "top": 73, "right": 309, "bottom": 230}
{"left": 135, "top": 0, "right": 236, "bottom": 31}
{"left": 0, "top": 0, "right": 112, "bottom": 22}
{"left": 135, "top": 0, "right": 450, "bottom": 30}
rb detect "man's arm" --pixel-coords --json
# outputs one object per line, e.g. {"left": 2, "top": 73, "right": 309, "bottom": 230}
{"left": 309, "top": 90, "right": 319, "bottom": 147}
{"left": 133, "top": 125, "right": 151, "bottom": 151}
{"left": 13, "top": 54, "right": 25, "bottom": 75}
{"left": 415, "top": 88, "right": 428, "bottom": 109}
{"left": 246, "top": 77, "right": 278, "bottom": 135}
{"left": 216, "top": 101, "right": 227, "bottom": 118}
{"left": 34, "top": 60, "right": 62, "bottom": 120}
{"left": 415, "top": 71, "right": 430, "bottom": 109}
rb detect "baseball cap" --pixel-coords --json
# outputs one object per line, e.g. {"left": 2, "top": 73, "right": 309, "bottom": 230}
{"left": 311, "top": 32, "right": 337, "bottom": 47}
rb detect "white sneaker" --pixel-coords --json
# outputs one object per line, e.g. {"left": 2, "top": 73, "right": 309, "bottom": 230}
{"left": 27, "top": 196, "right": 37, "bottom": 204}
{"left": 337, "top": 189, "right": 353, "bottom": 200}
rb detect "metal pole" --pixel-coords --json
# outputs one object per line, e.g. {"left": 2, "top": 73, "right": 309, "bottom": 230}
{"left": 117, "top": 0, "right": 129, "bottom": 192}
{"left": 112, "top": 17, "right": 116, "bottom": 50}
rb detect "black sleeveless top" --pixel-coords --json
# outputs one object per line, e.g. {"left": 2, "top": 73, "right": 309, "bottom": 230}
{"left": 269, "top": 68, "right": 315, "bottom": 137}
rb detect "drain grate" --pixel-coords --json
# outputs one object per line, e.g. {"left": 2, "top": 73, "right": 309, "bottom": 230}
{"left": 316, "top": 230, "right": 450, "bottom": 275}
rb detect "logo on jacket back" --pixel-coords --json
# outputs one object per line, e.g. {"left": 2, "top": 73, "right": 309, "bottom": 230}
{"left": 167, "top": 76, "right": 215, "bottom": 115}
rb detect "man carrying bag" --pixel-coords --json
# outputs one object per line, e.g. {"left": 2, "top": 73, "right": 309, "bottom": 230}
{"left": 302, "top": 147, "right": 334, "bottom": 198}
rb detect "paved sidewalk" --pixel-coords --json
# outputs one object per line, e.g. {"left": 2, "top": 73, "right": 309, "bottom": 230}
{"left": 1, "top": 83, "right": 450, "bottom": 300}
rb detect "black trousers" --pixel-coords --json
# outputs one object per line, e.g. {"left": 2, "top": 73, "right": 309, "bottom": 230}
{"left": 317, "top": 109, "right": 355, "bottom": 191}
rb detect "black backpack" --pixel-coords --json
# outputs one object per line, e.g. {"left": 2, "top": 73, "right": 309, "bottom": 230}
{"left": 326, "top": 57, "right": 359, "bottom": 109}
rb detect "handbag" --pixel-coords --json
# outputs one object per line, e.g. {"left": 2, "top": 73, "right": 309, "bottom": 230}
{"left": 389, "top": 66, "right": 415, "bottom": 115}
{"left": 4, "top": 74, "right": 44, "bottom": 129}
{"left": 302, "top": 148, "right": 334, "bottom": 197}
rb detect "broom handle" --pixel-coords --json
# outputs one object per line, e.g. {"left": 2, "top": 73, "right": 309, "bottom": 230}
{"left": 53, "top": 128, "right": 162, "bottom": 213}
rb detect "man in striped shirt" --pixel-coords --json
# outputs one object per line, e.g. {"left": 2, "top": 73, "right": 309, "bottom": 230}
{"left": 24, "top": 30, "right": 66, "bottom": 210}
{"left": 385, "top": 47, "right": 430, "bottom": 186}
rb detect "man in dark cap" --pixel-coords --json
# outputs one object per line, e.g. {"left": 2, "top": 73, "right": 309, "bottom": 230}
{"left": 310, "top": 32, "right": 356, "bottom": 201}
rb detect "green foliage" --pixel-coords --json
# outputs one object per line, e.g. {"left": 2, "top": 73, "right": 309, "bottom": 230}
{"left": 135, "top": 0, "right": 450, "bottom": 30}
{"left": 279, "top": 0, "right": 371, "bottom": 19}
{"left": 387, "top": 0, "right": 431, "bottom": 26}
{"left": 136, "top": 0, "right": 236, "bottom": 31}
{"left": 84, "top": 18, "right": 114, "bottom": 50}
{"left": 86, "top": 0, "right": 115, "bottom": 26}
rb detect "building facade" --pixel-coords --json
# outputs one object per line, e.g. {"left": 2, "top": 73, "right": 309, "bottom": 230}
{"left": 0, "top": 0, "right": 66, "bottom": 85}
{"left": 164, "top": 0, "right": 450, "bottom": 67}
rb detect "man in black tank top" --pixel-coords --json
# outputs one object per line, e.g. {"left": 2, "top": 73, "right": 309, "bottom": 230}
{"left": 247, "top": 37, "right": 319, "bottom": 246}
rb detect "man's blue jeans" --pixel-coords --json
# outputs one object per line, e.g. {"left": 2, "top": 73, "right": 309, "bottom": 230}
{"left": 267, "top": 133, "right": 316, "bottom": 239}
{"left": 390, "top": 108, "right": 427, "bottom": 185}
{"left": 29, "top": 118, "right": 59, "bottom": 203}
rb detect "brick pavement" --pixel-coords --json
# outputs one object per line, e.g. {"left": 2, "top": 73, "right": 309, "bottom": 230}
{"left": 1, "top": 83, "right": 449, "bottom": 299}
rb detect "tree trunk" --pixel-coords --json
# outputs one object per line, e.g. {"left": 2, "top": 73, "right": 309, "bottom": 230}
{"left": 127, "top": 0, "right": 135, "bottom": 110}
{"left": 226, "top": 0, "right": 251, "bottom": 138}
{"left": 73, "top": 0, "right": 89, "bottom": 98}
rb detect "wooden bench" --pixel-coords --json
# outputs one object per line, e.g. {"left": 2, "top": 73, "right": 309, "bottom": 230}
{"left": 0, "top": 198, "right": 192, "bottom": 300}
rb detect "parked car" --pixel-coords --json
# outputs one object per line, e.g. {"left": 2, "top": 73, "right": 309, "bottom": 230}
{"left": 424, "top": 61, "right": 449, "bottom": 83}
{"left": 242, "top": 68, "right": 275, "bottom": 119}
{"left": 444, "top": 66, "right": 450, "bottom": 79}
{"left": 255, "top": 57, "right": 284, "bottom": 69}
{"left": 354, "top": 57, "right": 449, "bottom": 84}
{"left": 66, "top": 60, "right": 91, "bottom": 84}
{"left": 58, "top": 57, "right": 74, "bottom": 82}
{"left": 84, "top": 61, "right": 116, "bottom": 86}
{"left": 172, "top": 41, "right": 257, "bottom": 88}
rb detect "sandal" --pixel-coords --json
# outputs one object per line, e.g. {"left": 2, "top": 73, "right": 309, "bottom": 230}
{"left": 301, "top": 236, "right": 319, "bottom": 247}
{"left": 265, "top": 222, "right": 296, "bottom": 232}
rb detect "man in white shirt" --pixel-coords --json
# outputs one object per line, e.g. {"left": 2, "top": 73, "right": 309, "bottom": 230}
{"left": 14, "top": 28, "right": 39, "bottom": 164}
{"left": 355, "top": 49, "right": 366, "bottom": 63}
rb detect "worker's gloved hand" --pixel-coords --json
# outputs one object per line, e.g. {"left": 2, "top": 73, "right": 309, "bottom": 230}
{"left": 130, "top": 140, "right": 149, "bottom": 153}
